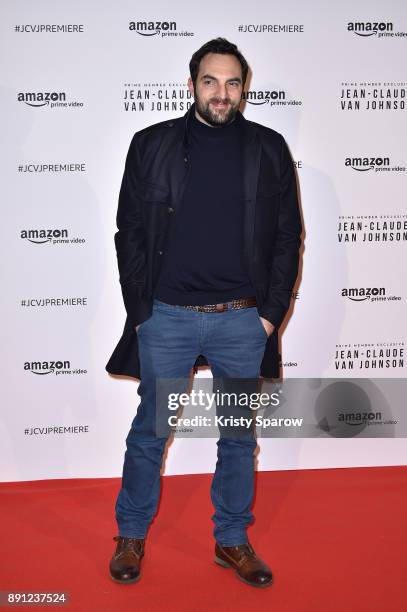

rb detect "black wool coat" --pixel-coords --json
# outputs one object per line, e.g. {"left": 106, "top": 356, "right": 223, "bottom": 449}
{"left": 106, "top": 102, "right": 302, "bottom": 379}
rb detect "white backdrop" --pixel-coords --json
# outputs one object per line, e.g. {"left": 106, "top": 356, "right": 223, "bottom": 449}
{"left": 1, "top": 0, "right": 406, "bottom": 482}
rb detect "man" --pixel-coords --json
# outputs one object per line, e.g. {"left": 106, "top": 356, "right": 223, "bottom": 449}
{"left": 107, "top": 38, "right": 302, "bottom": 588}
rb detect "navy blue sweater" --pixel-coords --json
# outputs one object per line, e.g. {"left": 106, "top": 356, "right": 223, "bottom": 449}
{"left": 154, "top": 109, "right": 255, "bottom": 305}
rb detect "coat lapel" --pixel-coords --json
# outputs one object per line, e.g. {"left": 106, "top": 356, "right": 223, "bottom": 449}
{"left": 241, "top": 118, "right": 261, "bottom": 268}
{"left": 167, "top": 104, "right": 193, "bottom": 211}
{"left": 168, "top": 140, "right": 188, "bottom": 211}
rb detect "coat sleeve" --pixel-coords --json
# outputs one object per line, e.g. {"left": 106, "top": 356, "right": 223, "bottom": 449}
{"left": 257, "top": 135, "right": 302, "bottom": 329}
{"left": 114, "top": 133, "right": 151, "bottom": 327}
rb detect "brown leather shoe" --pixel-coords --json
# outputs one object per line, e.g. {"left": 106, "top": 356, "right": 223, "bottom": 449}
{"left": 215, "top": 541, "right": 273, "bottom": 588}
{"left": 109, "top": 536, "right": 145, "bottom": 584}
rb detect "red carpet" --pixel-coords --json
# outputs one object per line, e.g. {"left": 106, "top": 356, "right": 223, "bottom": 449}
{"left": 1, "top": 466, "right": 406, "bottom": 611}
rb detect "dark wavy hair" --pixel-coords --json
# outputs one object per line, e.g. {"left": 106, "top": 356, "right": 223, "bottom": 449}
{"left": 189, "top": 37, "right": 249, "bottom": 87}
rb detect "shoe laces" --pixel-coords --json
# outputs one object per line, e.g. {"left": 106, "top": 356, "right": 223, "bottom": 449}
{"left": 238, "top": 543, "right": 255, "bottom": 558}
{"left": 225, "top": 542, "right": 256, "bottom": 563}
{"left": 113, "top": 536, "right": 144, "bottom": 558}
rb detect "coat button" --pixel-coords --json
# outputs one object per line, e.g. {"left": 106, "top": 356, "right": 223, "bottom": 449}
{"left": 167, "top": 206, "right": 174, "bottom": 213}
{"left": 184, "top": 157, "right": 188, "bottom": 162}
{"left": 158, "top": 250, "right": 163, "bottom": 255}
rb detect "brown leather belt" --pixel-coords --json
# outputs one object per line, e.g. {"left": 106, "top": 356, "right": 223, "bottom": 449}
{"left": 178, "top": 297, "right": 257, "bottom": 313}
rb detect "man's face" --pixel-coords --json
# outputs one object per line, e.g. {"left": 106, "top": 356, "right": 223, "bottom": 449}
{"left": 188, "top": 52, "right": 243, "bottom": 126}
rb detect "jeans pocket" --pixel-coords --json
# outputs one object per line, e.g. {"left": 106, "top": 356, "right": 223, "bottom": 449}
{"left": 253, "top": 307, "right": 269, "bottom": 341}
{"left": 136, "top": 314, "right": 153, "bottom": 335}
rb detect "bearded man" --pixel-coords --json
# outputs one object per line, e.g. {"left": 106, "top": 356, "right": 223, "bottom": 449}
{"left": 107, "top": 37, "right": 302, "bottom": 588}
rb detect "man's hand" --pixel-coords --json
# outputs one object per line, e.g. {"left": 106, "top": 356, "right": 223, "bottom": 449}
{"left": 259, "top": 317, "right": 275, "bottom": 337}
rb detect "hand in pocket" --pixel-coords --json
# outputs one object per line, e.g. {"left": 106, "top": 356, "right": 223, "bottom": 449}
{"left": 259, "top": 316, "right": 275, "bottom": 338}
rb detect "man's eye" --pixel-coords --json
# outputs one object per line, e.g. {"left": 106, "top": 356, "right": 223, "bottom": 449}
{"left": 229, "top": 82, "right": 239, "bottom": 87}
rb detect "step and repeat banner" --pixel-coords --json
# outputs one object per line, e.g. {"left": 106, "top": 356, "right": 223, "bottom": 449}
{"left": 1, "top": 0, "right": 406, "bottom": 481}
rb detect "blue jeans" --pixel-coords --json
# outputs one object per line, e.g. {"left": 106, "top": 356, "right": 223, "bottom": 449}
{"left": 115, "top": 298, "right": 268, "bottom": 546}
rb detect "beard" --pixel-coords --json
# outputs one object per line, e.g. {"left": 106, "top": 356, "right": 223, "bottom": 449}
{"left": 194, "top": 92, "right": 240, "bottom": 126}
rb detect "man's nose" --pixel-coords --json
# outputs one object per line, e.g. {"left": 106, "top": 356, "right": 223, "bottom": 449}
{"left": 215, "top": 83, "right": 227, "bottom": 100}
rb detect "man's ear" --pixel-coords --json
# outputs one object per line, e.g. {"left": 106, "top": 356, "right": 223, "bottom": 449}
{"left": 187, "top": 77, "right": 194, "bottom": 97}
